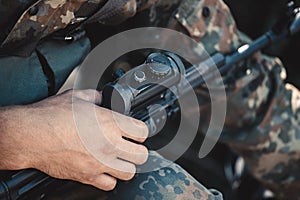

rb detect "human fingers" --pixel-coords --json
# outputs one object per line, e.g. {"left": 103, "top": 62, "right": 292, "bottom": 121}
{"left": 104, "top": 159, "right": 136, "bottom": 181}
{"left": 112, "top": 112, "right": 149, "bottom": 143}
{"left": 70, "top": 168, "right": 118, "bottom": 191}
{"left": 92, "top": 174, "right": 117, "bottom": 191}
{"left": 116, "top": 140, "right": 149, "bottom": 165}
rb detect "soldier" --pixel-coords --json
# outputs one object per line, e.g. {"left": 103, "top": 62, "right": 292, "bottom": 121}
{"left": 0, "top": 0, "right": 299, "bottom": 199}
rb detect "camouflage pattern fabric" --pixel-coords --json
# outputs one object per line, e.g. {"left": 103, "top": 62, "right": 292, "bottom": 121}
{"left": 107, "top": 151, "right": 222, "bottom": 200}
{"left": 0, "top": 0, "right": 183, "bottom": 51}
{"left": 222, "top": 57, "right": 300, "bottom": 200}
{"left": 1, "top": 0, "right": 100, "bottom": 48}
{"left": 44, "top": 151, "right": 222, "bottom": 200}
{"left": 171, "top": 0, "right": 300, "bottom": 199}
{"left": 174, "top": 0, "right": 241, "bottom": 54}
{"left": 2, "top": 0, "right": 300, "bottom": 199}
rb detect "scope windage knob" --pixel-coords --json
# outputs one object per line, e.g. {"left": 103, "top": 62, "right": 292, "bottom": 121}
{"left": 146, "top": 53, "right": 171, "bottom": 76}
{"left": 134, "top": 70, "right": 146, "bottom": 83}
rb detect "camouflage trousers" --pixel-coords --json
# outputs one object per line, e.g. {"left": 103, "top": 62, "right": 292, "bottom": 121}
{"left": 47, "top": 151, "right": 222, "bottom": 200}
{"left": 106, "top": 151, "right": 222, "bottom": 200}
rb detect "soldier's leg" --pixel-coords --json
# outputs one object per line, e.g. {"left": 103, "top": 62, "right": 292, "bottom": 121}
{"left": 107, "top": 151, "right": 222, "bottom": 200}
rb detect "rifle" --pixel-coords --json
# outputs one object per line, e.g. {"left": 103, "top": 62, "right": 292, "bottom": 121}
{"left": 1, "top": 1, "right": 299, "bottom": 199}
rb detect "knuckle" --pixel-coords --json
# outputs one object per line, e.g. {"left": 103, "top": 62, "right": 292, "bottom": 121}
{"left": 86, "top": 174, "right": 97, "bottom": 183}
{"left": 73, "top": 89, "right": 101, "bottom": 103}
{"left": 79, "top": 172, "right": 96, "bottom": 183}
{"left": 73, "top": 90, "right": 87, "bottom": 99}
{"left": 102, "top": 144, "right": 117, "bottom": 155}
{"left": 85, "top": 89, "right": 100, "bottom": 98}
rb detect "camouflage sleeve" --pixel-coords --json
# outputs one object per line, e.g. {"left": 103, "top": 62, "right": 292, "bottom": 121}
{"left": 107, "top": 151, "right": 223, "bottom": 200}
{"left": 221, "top": 55, "right": 300, "bottom": 199}
{"left": 169, "top": 0, "right": 300, "bottom": 199}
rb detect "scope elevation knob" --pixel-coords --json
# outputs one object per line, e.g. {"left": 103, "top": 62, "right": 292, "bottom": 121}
{"left": 146, "top": 53, "right": 171, "bottom": 76}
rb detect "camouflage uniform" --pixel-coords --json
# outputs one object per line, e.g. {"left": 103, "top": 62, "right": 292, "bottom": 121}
{"left": 106, "top": 151, "right": 222, "bottom": 200}
{"left": 168, "top": 1, "right": 300, "bottom": 199}
{"left": 1, "top": 0, "right": 300, "bottom": 199}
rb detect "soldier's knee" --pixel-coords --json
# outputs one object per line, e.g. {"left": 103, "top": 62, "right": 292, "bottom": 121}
{"left": 108, "top": 154, "right": 223, "bottom": 199}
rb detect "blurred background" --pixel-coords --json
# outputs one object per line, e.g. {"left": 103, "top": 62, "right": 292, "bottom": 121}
{"left": 225, "top": 0, "right": 300, "bottom": 87}
{"left": 87, "top": 0, "right": 300, "bottom": 87}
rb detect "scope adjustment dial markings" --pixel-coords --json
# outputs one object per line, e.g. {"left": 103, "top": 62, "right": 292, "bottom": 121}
{"left": 146, "top": 53, "right": 172, "bottom": 77}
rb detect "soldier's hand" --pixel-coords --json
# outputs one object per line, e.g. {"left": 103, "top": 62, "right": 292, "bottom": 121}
{"left": 0, "top": 89, "right": 149, "bottom": 191}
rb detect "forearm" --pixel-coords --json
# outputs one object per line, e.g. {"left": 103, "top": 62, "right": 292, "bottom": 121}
{"left": 0, "top": 106, "right": 32, "bottom": 170}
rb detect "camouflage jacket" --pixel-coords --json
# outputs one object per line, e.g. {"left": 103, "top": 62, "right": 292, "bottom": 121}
{"left": 1, "top": 0, "right": 300, "bottom": 199}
